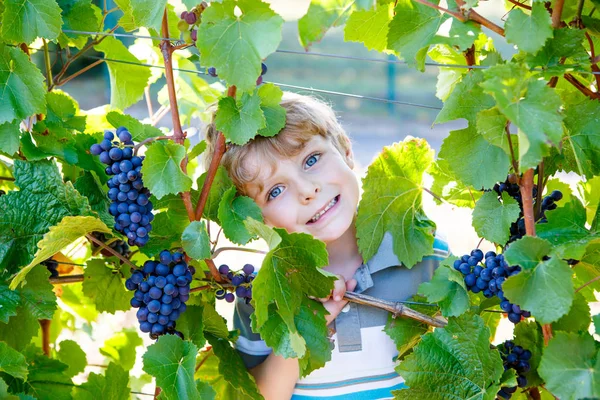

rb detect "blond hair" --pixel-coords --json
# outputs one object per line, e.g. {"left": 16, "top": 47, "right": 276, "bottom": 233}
{"left": 203, "top": 92, "right": 351, "bottom": 196}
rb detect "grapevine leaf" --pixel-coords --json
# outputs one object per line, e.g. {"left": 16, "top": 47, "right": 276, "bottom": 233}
{"left": 428, "top": 44, "right": 467, "bottom": 102}
{"left": 74, "top": 172, "right": 114, "bottom": 228}
{"left": 72, "top": 132, "right": 109, "bottom": 183}
{"left": 578, "top": 175, "right": 600, "bottom": 227}
{"left": 218, "top": 187, "right": 264, "bottom": 245}
{"left": 188, "top": 140, "right": 207, "bottom": 161}
{"left": 418, "top": 259, "right": 470, "bottom": 317}
{"left": 526, "top": 28, "right": 589, "bottom": 73}
{"left": 215, "top": 92, "right": 266, "bottom": 146}
{"left": 0, "top": 45, "right": 46, "bottom": 124}
{"left": 142, "top": 141, "right": 192, "bottom": 199}
{"left": 384, "top": 295, "right": 438, "bottom": 361}
{"left": 73, "top": 363, "right": 130, "bottom": 400}
{"left": 434, "top": 70, "right": 495, "bottom": 125}
{"left": 562, "top": 98, "right": 600, "bottom": 179}
{"left": 81, "top": 259, "right": 131, "bottom": 314}
{"left": 105, "top": 112, "right": 163, "bottom": 142}
{"left": 476, "top": 107, "right": 511, "bottom": 156}
{"left": 193, "top": 349, "right": 230, "bottom": 400}
{"left": 197, "top": 0, "right": 284, "bottom": 92}
{"left": 438, "top": 16, "right": 481, "bottom": 51}
{"left": 175, "top": 305, "right": 205, "bottom": 349}
{"left": 0, "top": 285, "right": 19, "bottom": 323}
{"left": 94, "top": 37, "right": 151, "bottom": 110}
{"left": 257, "top": 83, "right": 286, "bottom": 137}
{"left": 56, "top": 340, "right": 86, "bottom": 378}
{"left": 438, "top": 125, "right": 510, "bottom": 190}
{"left": 551, "top": 291, "right": 591, "bottom": 333}
{"left": 244, "top": 218, "right": 282, "bottom": 249}
{"left": 17, "top": 265, "right": 56, "bottom": 320}
{"left": 594, "top": 314, "right": 600, "bottom": 334}
{"left": 538, "top": 332, "right": 600, "bottom": 400}
{"left": 394, "top": 314, "right": 504, "bottom": 399}
{"left": 142, "top": 335, "right": 200, "bottom": 400}
{"left": 197, "top": 166, "right": 234, "bottom": 224}
{"left": 344, "top": 2, "right": 393, "bottom": 52}
{"left": 0, "top": 307, "right": 39, "bottom": 351}
{"left": 0, "top": 342, "right": 28, "bottom": 380}
{"left": 57, "top": 0, "right": 102, "bottom": 49}
{"left": 99, "top": 329, "right": 142, "bottom": 371}
{"left": 428, "top": 159, "right": 481, "bottom": 208}
{"left": 60, "top": 283, "right": 99, "bottom": 322}
{"left": 357, "top": 139, "right": 436, "bottom": 267}
{"left": 505, "top": 3, "right": 553, "bottom": 54}
{"left": 142, "top": 205, "right": 188, "bottom": 258}
{"left": 10, "top": 215, "right": 111, "bottom": 289}
{"left": 472, "top": 192, "right": 521, "bottom": 244}
{"left": 481, "top": 64, "right": 563, "bottom": 169}
{"left": 0, "top": 0, "right": 62, "bottom": 43}
{"left": 0, "top": 121, "right": 21, "bottom": 156}
{"left": 206, "top": 334, "right": 262, "bottom": 399}
{"left": 573, "top": 242, "right": 600, "bottom": 301}
{"left": 181, "top": 221, "right": 211, "bottom": 261}
{"left": 513, "top": 321, "right": 544, "bottom": 387}
{"left": 503, "top": 236, "right": 574, "bottom": 323}
{"left": 537, "top": 198, "right": 596, "bottom": 260}
{"left": 202, "top": 304, "right": 229, "bottom": 339}
{"left": 129, "top": 0, "right": 168, "bottom": 31}
{"left": 387, "top": 0, "right": 444, "bottom": 71}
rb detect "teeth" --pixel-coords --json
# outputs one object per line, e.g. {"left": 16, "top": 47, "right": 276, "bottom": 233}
{"left": 310, "top": 197, "right": 338, "bottom": 223}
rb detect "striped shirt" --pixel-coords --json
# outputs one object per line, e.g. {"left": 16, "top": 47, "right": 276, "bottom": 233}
{"left": 234, "top": 231, "right": 450, "bottom": 399}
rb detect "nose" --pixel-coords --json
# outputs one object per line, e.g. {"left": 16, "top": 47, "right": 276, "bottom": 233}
{"left": 298, "top": 177, "right": 320, "bottom": 204}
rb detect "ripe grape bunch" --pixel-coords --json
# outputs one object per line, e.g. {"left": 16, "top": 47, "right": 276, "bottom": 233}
{"left": 178, "top": 2, "right": 207, "bottom": 43}
{"left": 208, "top": 62, "right": 268, "bottom": 86}
{"left": 454, "top": 249, "right": 530, "bottom": 324}
{"left": 497, "top": 340, "right": 532, "bottom": 399}
{"left": 90, "top": 232, "right": 131, "bottom": 259}
{"left": 41, "top": 259, "right": 59, "bottom": 279}
{"left": 215, "top": 264, "right": 255, "bottom": 304}
{"left": 125, "top": 250, "right": 195, "bottom": 339}
{"left": 90, "top": 128, "right": 154, "bottom": 248}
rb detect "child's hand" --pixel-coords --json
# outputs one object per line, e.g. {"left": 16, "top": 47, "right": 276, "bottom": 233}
{"left": 317, "top": 275, "right": 357, "bottom": 326}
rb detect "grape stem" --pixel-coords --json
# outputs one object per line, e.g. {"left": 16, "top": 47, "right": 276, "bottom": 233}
{"left": 39, "top": 319, "right": 51, "bottom": 356}
{"left": 506, "top": 0, "right": 532, "bottom": 10}
{"left": 50, "top": 274, "right": 84, "bottom": 285}
{"left": 85, "top": 234, "right": 137, "bottom": 269}
{"left": 144, "top": 86, "right": 153, "bottom": 119}
{"left": 212, "top": 246, "right": 267, "bottom": 258}
{"left": 43, "top": 39, "right": 53, "bottom": 88}
{"left": 151, "top": 104, "right": 171, "bottom": 126}
{"left": 195, "top": 348, "right": 213, "bottom": 372}
{"left": 505, "top": 123, "right": 519, "bottom": 174}
{"left": 133, "top": 135, "right": 170, "bottom": 155}
{"left": 153, "top": 385, "right": 161, "bottom": 400}
{"left": 453, "top": 0, "right": 505, "bottom": 36}
{"left": 584, "top": 32, "right": 600, "bottom": 91}
{"left": 534, "top": 162, "right": 544, "bottom": 220}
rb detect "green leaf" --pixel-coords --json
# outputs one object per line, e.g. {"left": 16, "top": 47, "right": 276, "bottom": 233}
{"left": 298, "top": 0, "right": 364, "bottom": 50}
{"left": 81, "top": 259, "right": 131, "bottom": 314}
{"left": 344, "top": 2, "right": 393, "bottom": 52}
{"left": 384, "top": 295, "right": 438, "bottom": 361}
{"left": 57, "top": 0, "right": 102, "bottom": 49}
{"left": 197, "top": 0, "right": 284, "bottom": 92}
{"left": 257, "top": 84, "right": 286, "bottom": 137}
{"left": 105, "top": 111, "right": 163, "bottom": 142}
{"left": 141, "top": 141, "right": 192, "bottom": 199}
{"left": 12, "top": 347, "right": 73, "bottom": 400}
{"left": 428, "top": 159, "right": 481, "bottom": 208}
{"left": 56, "top": 340, "right": 86, "bottom": 378}
{"left": 0, "top": 342, "right": 28, "bottom": 380}
{"left": 526, "top": 28, "right": 589, "bottom": 73}
{"left": 10, "top": 215, "right": 111, "bottom": 289}
{"left": 513, "top": 321, "right": 544, "bottom": 387}
{"left": 201, "top": 304, "right": 229, "bottom": 339}
{"left": 574, "top": 242, "right": 600, "bottom": 301}
{"left": 60, "top": 283, "right": 99, "bottom": 322}
{"left": 429, "top": 44, "right": 467, "bottom": 102}
{"left": 476, "top": 107, "right": 511, "bottom": 156}
{"left": 472, "top": 192, "right": 521, "bottom": 244}
{"left": 0, "top": 307, "right": 39, "bottom": 351}
{"left": 18, "top": 266, "right": 57, "bottom": 320}
{"left": 94, "top": 37, "right": 151, "bottom": 110}
{"left": 218, "top": 187, "right": 263, "bottom": 245}
{"left": 551, "top": 291, "right": 591, "bottom": 333}
{"left": 74, "top": 172, "right": 114, "bottom": 228}
{"left": 357, "top": 139, "right": 436, "bottom": 267}
{"left": 188, "top": 140, "right": 207, "bottom": 161}
{"left": 206, "top": 334, "right": 262, "bottom": 399}
{"left": 244, "top": 218, "right": 282, "bottom": 249}
{"left": 141, "top": 200, "right": 189, "bottom": 258}
{"left": 538, "top": 332, "right": 600, "bottom": 400}
{"left": 197, "top": 166, "right": 234, "bottom": 224}
{"left": 418, "top": 259, "right": 470, "bottom": 317}
{"left": 437, "top": 125, "right": 510, "bottom": 190}
{"left": 503, "top": 236, "right": 574, "bottom": 323}
{"left": 387, "top": 0, "right": 444, "bottom": 71}
{"left": 181, "top": 221, "right": 211, "bottom": 260}
{"left": 1, "top": 0, "right": 62, "bottom": 43}
{"left": 394, "top": 313, "right": 504, "bottom": 399}
{"left": 73, "top": 363, "right": 130, "bottom": 400}
{"left": 0, "top": 121, "right": 21, "bottom": 156}
{"left": 129, "top": 0, "right": 168, "bottom": 31}
{"left": 0, "top": 45, "right": 46, "bottom": 124}
{"left": 434, "top": 70, "right": 495, "bottom": 126}
{"left": 0, "top": 285, "right": 20, "bottom": 323}
{"left": 175, "top": 305, "right": 206, "bottom": 349}
{"left": 562, "top": 98, "right": 600, "bottom": 179}
{"left": 215, "top": 92, "right": 266, "bottom": 146}
{"left": 99, "top": 329, "right": 142, "bottom": 371}
{"left": 594, "top": 314, "right": 600, "bottom": 334}
{"left": 505, "top": 3, "right": 553, "bottom": 54}
{"left": 142, "top": 335, "right": 200, "bottom": 400}
{"left": 438, "top": 15, "right": 481, "bottom": 51}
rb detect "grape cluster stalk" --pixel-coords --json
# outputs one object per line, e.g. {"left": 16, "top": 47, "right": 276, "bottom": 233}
{"left": 90, "top": 232, "right": 131, "bottom": 259}
{"left": 125, "top": 250, "right": 195, "bottom": 339}
{"left": 90, "top": 128, "right": 154, "bottom": 247}
{"left": 497, "top": 340, "right": 532, "bottom": 398}
{"left": 216, "top": 264, "right": 255, "bottom": 304}
{"left": 454, "top": 249, "right": 530, "bottom": 324}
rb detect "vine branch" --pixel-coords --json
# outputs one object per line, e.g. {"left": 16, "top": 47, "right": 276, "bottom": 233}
{"left": 43, "top": 39, "right": 53, "bottom": 88}
{"left": 85, "top": 234, "right": 137, "bottom": 269}
{"left": 575, "top": 274, "right": 600, "bottom": 293}
{"left": 507, "top": 0, "right": 532, "bottom": 10}
{"left": 564, "top": 73, "right": 600, "bottom": 99}
{"left": 552, "top": 0, "right": 566, "bottom": 28}
{"left": 40, "top": 319, "right": 51, "bottom": 356}
{"left": 455, "top": 0, "right": 505, "bottom": 36}
{"left": 505, "top": 123, "right": 519, "bottom": 174}
{"left": 133, "top": 135, "right": 170, "bottom": 155}
{"left": 55, "top": 59, "right": 104, "bottom": 87}
{"left": 585, "top": 32, "right": 600, "bottom": 90}
{"left": 212, "top": 246, "right": 267, "bottom": 258}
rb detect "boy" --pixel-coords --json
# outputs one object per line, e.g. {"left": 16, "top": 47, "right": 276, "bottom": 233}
{"left": 204, "top": 92, "right": 449, "bottom": 399}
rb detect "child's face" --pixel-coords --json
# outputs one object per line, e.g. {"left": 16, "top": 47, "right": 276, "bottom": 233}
{"left": 244, "top": 136, "right": 360, "bottom": 244}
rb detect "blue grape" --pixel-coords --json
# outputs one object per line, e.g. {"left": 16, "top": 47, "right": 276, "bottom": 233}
{"left": 173, "top": 263, "right": 187, "bottom": 277}
{"left": 243, "top": 264, "right": 255, "bottom": 275}
{"left": 140, "top": 321, "right": 152, "bottom": 333}
{"left": 148, "top": 300, "right": 161, "bottom": 313}
{"left": 159, "top": 250, "right": 172, "bottom": 265}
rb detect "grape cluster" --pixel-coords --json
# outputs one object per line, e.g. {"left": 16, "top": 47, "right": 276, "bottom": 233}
{"left": 90, "top": 232, "right": 131, "bottom": 259}
{"left": 208, "top": 62, "right": 267, "bottom": 86}
{"left": 178, "top": 2, "right": 207, "bottom": 43}
{"left": 41, "top": 259, "right": 59, "bottom": 279}
{"left": 454, "top": 250, "right": 530, "bottom": 324}
{"left": 497, "top": 340, "right": 532, "bottom": 398}
{"left": 215, "top": 264, "right": 255, "bottom": 304}
{"left": 90, "top": 128, "right": 154, "bottom": 248}
{"left": 125, "top": 250, "right": 195, "bottom": 339}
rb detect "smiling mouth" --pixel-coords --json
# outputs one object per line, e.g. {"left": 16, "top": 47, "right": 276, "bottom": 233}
{"left": 307, "top": 195, "right": 340, "bottom": 224}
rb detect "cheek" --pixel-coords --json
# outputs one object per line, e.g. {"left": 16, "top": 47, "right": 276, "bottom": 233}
{"left": 262, "top": 199, "right": 297, "bottom": 229}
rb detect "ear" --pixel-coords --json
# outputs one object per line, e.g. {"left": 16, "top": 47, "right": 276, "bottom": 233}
{"left": 343, "top": 136, "right": 355, "bottom": 169}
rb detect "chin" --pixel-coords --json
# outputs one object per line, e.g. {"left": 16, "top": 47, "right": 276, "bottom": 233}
{"left": 314, "top": 213, "right": 354, "bottom": 244}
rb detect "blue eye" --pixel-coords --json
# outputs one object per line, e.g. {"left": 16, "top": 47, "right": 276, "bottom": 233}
{"left": 305, "top": 154, "right": 320, "bottom": 168}
{"left": 268, "top": 186, "right": 283, "bottom": 200}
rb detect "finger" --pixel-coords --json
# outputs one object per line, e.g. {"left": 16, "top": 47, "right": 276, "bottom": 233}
{"left": 346, "top": 278, "right": 357, "bottom": 292}
{"left": 332, "top": 278, "right": 346, "bottom": 302}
